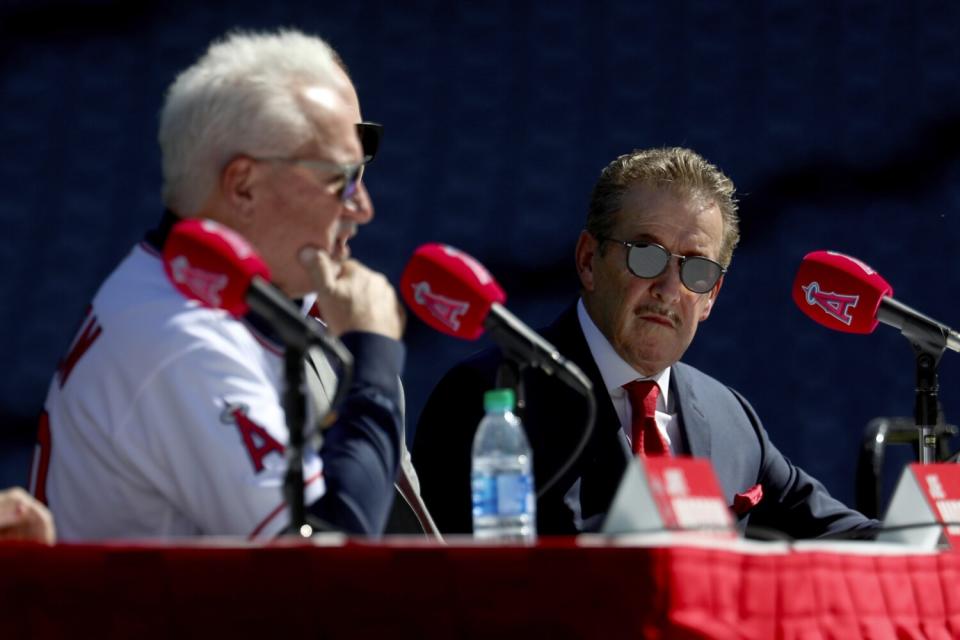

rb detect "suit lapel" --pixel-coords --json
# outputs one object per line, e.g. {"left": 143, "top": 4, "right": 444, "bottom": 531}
{"left": 671, "top": 363, "right": 712, "bottom": 458}
{"left": 541, "top": 303, "right": 621, "bottom": 443}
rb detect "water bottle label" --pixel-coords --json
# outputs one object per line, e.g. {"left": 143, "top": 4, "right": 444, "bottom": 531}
{"left": 472, "top": 472, "right": 533, "bottom": 517}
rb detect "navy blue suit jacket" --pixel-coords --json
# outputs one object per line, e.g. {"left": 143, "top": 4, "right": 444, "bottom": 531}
{"left": 413, "top": 302, "right": 877, "bottom": 538}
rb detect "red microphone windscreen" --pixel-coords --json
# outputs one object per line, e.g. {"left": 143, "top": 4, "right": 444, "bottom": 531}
{"left": 400, "top": 243, "right": 506, "bottom": 340}
{"left": 162, "top": 219, "right": 271, "bottom": 317}
{"left": 792, "top": 250, "right": 893, "bottom": 334}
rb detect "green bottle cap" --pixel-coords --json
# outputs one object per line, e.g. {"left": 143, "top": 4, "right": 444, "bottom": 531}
{"left": 483, "top": 388, "right": 516, "bottom": 413}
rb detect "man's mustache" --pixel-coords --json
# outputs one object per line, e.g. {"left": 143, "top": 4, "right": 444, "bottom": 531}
{"left": 635, "top": 305, "right": 681, "bottom": 328}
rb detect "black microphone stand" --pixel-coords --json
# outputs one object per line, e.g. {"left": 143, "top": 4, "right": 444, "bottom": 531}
{"left": 282, "top": 345, "right": 314, "bottom": 537}
{"left": 912, "top": 348, "right": 943, "bottom": 464}
{"left": 880, "top": 305, "right": 948, "bottom": 463}
{"left": 281, "top": 341, "right": 355, "bottom": 538}
{"left": 243, "top": 285, "right": 355, "bottom": 537}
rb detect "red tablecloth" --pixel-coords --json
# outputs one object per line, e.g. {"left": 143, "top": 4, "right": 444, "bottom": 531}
{"left": 2, "top": 538, "right": 958, "bottom": 639}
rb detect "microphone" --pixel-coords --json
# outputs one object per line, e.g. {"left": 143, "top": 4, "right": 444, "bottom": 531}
{"left": 400, "top": 243, "right": 592, "bottom": 394}
{"left": 400, "top": 242, "right": 596, "bottom": 498}
{"left": 163, "top": 218, "right": 354, "bottom": 366}
{"left": 792, "top": 250, "right": 960, "bottom": 354}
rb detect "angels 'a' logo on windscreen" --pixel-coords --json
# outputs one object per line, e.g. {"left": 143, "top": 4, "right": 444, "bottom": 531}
{"left": 411, "top": 281, "right": 470, "bottom": 331}
{"left": 169, "top": 255, "right": 228, "bottom": 308}
{"left": 801, "top": 281, "right": 859, "bottom": 326}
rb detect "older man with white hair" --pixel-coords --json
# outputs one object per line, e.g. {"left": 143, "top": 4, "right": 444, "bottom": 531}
{"left": 31, "top": 30, "right": 407, "bottom": 540}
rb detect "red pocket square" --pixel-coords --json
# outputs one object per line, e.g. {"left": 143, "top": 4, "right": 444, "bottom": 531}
{"left": 732, "top": 484, "right": 763, "bottom": 515}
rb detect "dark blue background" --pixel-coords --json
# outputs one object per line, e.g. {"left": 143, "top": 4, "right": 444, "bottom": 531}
{"left": 3, "top": 0, "right": 959, "bottom": 515}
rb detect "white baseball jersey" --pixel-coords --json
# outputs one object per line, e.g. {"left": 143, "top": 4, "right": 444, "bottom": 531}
{"left": 31, "top": 241, "right": 325, "bottom": 541}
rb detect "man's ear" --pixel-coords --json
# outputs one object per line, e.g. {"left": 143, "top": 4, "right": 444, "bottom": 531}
{"left": 699, "top": 274, "right": 724, "bottom": 321}
{"left": 575, "top": 230, "right": 599, "bottom": 292}
{"left": 220, "top": 156, "right": 257, "bottom": 216}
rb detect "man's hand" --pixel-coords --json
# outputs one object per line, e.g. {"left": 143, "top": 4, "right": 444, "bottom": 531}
{"left": 0, "top": 487, "right": 55, "bottom": 544}
{"left": 299, "top": 248, "right": 405, "bottom": 339}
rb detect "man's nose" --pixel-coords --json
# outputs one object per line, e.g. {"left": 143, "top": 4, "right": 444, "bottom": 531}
{"left": 344, "top": 181, "right": 374, "bottom": 223}
{"left": 649, "top": 257, "right": 683, "bottom": 302}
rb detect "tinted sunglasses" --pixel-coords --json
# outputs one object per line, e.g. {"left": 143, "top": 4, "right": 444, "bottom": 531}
{"left": 299, "top": 159, "right": 363, "bottom": 202}
{"left": 602, "top": 238, "right": 725, "bottom": 294}
{"left": 251, "top": 123, "right": 381, "bottom": 204}
{"left": 357, "top": 122, "right": 383, "bottom": 164}
{"left": 252, "top": 157, "right": 364, "bottom": 203}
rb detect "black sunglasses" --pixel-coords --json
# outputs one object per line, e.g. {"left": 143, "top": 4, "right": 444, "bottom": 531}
{"left": 357, "top": 122, "right": 383, "bottom": 164}
{"left": 602, "top": 238, "right": 725, "bottom": 294}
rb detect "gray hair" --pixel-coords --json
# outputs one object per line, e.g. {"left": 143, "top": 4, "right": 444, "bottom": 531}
{"left": 586, "top": 147, "right": 740, "bottom": 268}
{"left": 159, "top": 29, "right": 341, "bottom": 214}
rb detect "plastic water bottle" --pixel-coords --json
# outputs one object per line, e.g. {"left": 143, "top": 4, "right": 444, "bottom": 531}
{"left": 471, "top": 388, "right": 536, "bottom": 542}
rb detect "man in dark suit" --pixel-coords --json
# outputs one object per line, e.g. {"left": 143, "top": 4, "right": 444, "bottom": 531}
{"left": 413, "top": 147, "right": 877, "bottom": 538}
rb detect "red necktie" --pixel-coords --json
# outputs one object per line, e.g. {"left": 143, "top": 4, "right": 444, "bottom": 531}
{"left": 623, "top": 380, "right": 669, "bottom": 457}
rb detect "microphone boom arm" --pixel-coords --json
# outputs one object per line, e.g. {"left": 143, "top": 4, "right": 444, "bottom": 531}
{"left": 485, "top": 303, "right": 592, "bottom": 393}
{"left": 877, "top": 297, "right": 960, "bottom": 355}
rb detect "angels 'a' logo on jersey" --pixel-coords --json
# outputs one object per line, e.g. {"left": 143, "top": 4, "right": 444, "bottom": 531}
{"left": 169, "top": 255, "right": 228, "bottom": 308}
{"left": 410, "top": 281, "right": 470, "bottom": 331}
{"left": 221, "top": 402, "right": 285, "bottom": 473}
{"left": 800, "top": 281, "right": 859, "bottom": 326}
